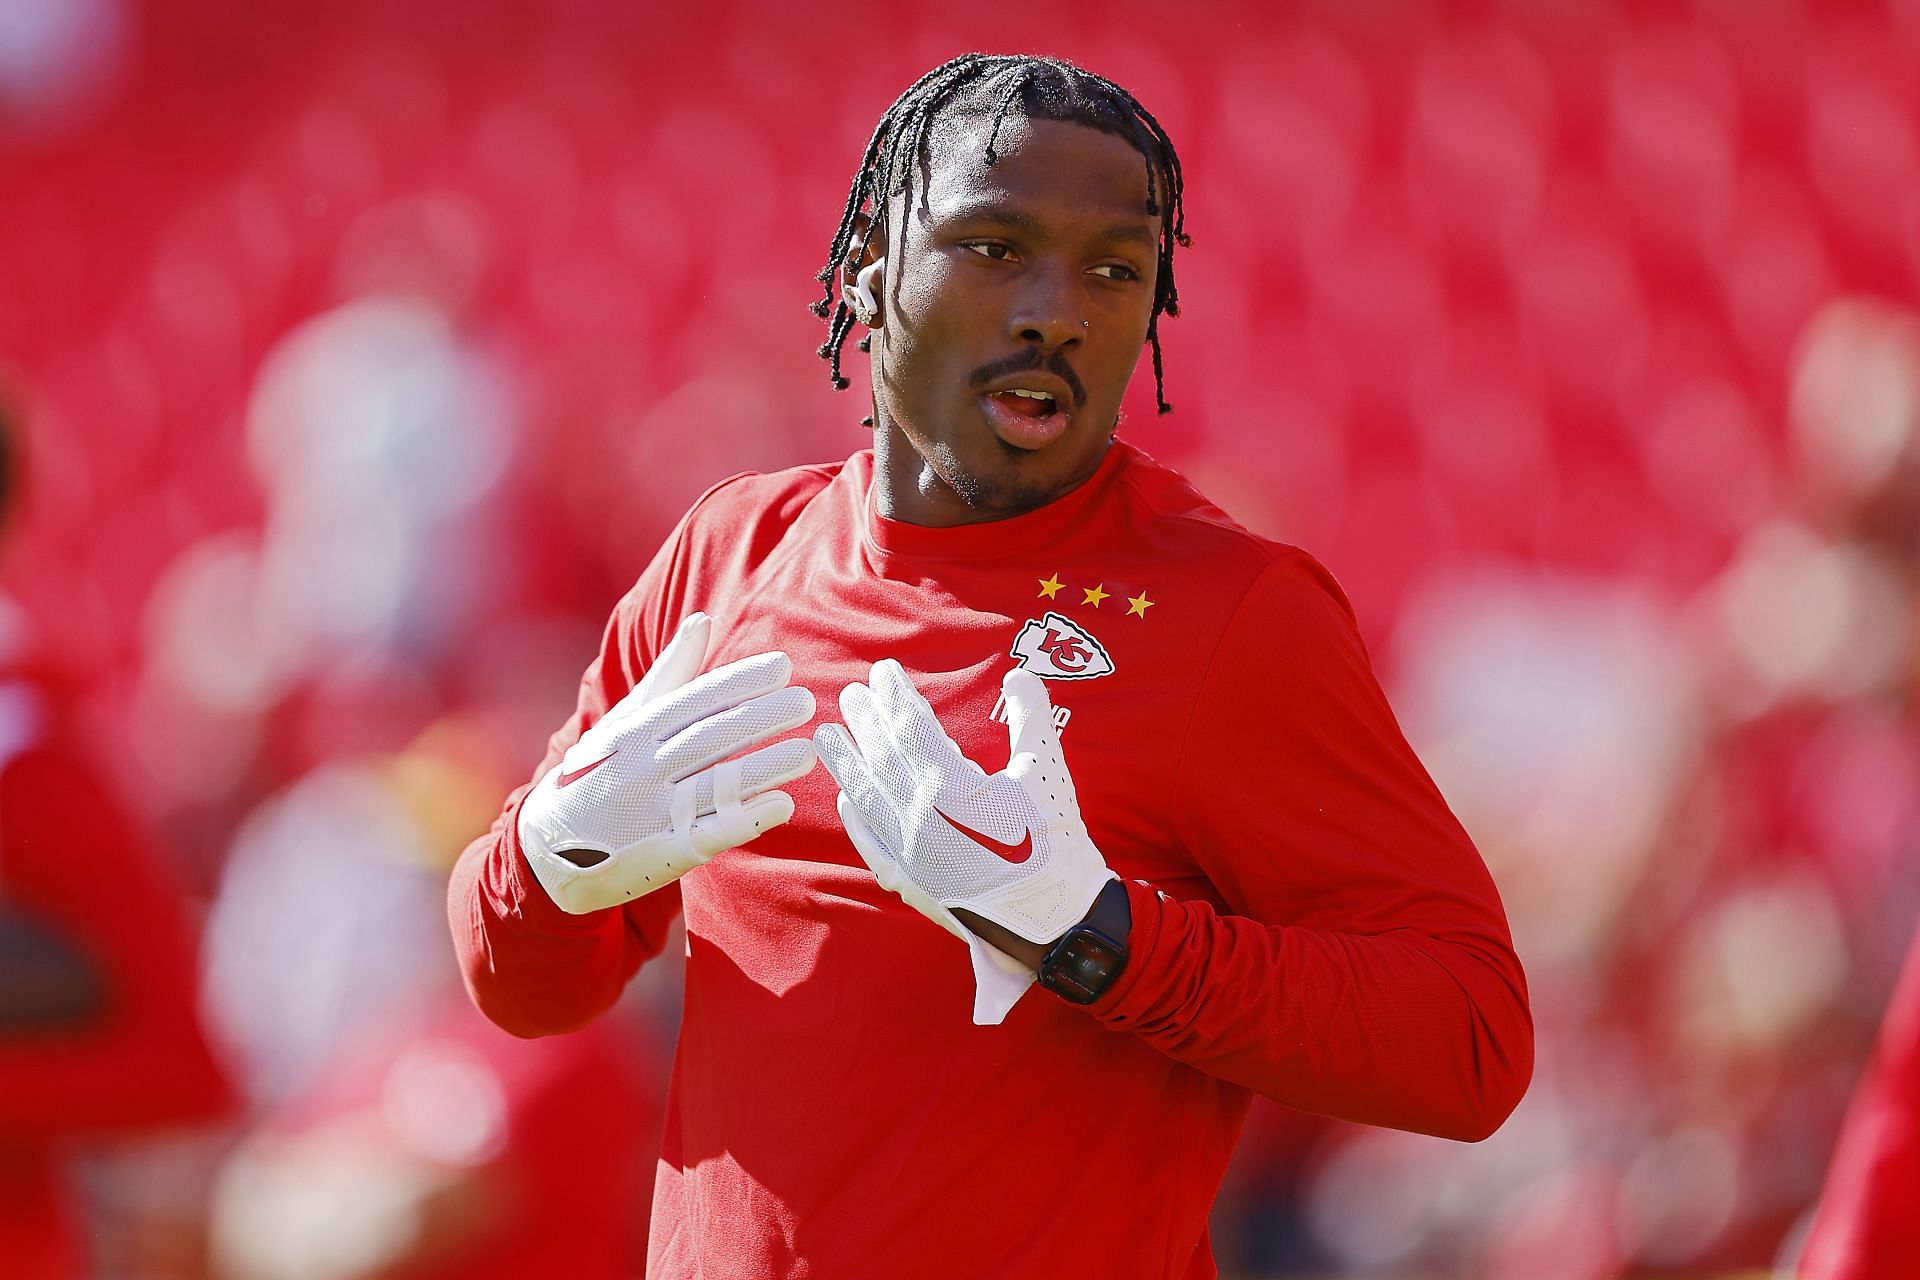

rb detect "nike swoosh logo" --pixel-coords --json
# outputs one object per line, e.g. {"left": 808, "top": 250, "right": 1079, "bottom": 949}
{"left": 933, "top": 807, "right": 1034, "bottom": 864}
{"left": 556, "top": 751, "right": 616, "bottom": 788}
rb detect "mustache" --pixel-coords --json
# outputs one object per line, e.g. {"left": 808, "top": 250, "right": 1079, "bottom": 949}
{"left": 966, "top": 350, "right": 1086, "bottom": 411}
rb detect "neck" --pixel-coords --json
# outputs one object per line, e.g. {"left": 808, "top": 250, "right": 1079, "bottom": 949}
{"left": 871, "top": 423, "right": 998, "bottom": 528}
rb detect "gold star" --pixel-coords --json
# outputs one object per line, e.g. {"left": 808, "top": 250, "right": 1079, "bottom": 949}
{"left": 1082, "top": 583, "right": 1109, "bottom": 607}
{"left": 1037, "top": 573, "right": 1064, "bottom": 600}
{"left": 1126, "top": 591, "right": 1154, "bottom": 618}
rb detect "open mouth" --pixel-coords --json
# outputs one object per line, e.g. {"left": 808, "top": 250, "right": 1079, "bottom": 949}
{"left": 980, "top": 386, "right": 1070, "bottom": 450}
{"left": 987, "top": 388, "right": 1060, "bottom": 420}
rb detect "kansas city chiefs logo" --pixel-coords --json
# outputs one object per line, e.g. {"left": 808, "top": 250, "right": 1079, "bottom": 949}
{"left": 1010, "top": 612, "right": 1114, "bottom": 680}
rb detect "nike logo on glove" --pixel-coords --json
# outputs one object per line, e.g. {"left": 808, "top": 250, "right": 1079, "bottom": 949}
{"left": 556, "top": 752, "right": 616, "bottom": 788}
{"left": 933, "top": 807, "right": 1034, "bottom": 864}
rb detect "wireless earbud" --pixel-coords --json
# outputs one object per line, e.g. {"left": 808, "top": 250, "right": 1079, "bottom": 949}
{"left": 844, "top": 260, "right": 884, "bottom": 327}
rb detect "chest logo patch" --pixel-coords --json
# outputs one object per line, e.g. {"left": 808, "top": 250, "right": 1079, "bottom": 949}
{"left": 1010, "top": 612, "right": 1114, "bottom": 680}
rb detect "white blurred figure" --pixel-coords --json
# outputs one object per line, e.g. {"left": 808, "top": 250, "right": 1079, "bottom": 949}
{"left": 133, "top": 250, "right": 519, "bottom": 816}
{"left": 245, "top": 294, "right": 515, "bottom": 670}
{"left": 202, "top": 722, "right": 655, "bottom": 1280}
{"left": 201, "top": 759, "right": 447, "bottom": 1103}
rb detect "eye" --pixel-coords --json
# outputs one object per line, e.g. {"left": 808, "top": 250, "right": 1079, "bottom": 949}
{"left": 960, "top": 241, "right": 1017, "bottom": 262}
{"left": 1089, "top": 263, "right": 1141, "bottom": 282}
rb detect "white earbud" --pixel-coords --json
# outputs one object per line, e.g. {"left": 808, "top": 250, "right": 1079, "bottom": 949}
{"left": 844, "top": 260, "right": 884, "bottom": 327}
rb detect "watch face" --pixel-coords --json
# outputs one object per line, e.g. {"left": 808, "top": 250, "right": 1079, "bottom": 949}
{"left": 1046, "top": 932, "right": 1124, "bottom": 1003}
{"left": 1067, "top": 939, "right": 1120, "bottom": 981}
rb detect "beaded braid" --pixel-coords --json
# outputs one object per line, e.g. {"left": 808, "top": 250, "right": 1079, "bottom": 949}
{"left": 811, "top": 54, "right": 1191, "bottom": 414}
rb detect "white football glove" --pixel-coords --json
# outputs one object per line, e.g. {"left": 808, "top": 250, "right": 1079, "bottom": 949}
{"left": 519, "top": 612, "right": 816, "bottom": 914}
{"left": 814, "top": 660, "right": 1115, "bottom": 1024}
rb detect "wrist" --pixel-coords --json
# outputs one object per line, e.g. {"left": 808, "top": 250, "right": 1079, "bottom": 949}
{"left": 951, "top": 908, "right": 1049, "bottom": 968}
{"left": 1036, "top": 878, "right": 1132, "bottom": 1004}
{"left": 952, "top": 879, "right": 1131, "bottom": 978}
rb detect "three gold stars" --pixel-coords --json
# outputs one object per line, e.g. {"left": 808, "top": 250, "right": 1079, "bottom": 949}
{"left": 1034, "top": 572, "right": 1154, "bottom": 618}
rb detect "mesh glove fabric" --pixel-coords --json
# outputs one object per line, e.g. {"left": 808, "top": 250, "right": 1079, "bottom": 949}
{"left": 815, "top": 660, "right": 1116, "bottom": 1024}
{"left": 518, "top": 612, "right": 816, "bottom": 914}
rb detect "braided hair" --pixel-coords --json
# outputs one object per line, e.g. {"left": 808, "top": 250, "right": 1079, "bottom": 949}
{"left": 811, "top": 54, "right": 1191, "bottom": 416}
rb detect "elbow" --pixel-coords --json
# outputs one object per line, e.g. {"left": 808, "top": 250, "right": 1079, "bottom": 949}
{"left": 494, "top": 1013, "right": 576, "bottom": 1041}
{"left": 460, "top": 970, "right": 600, "bottom": 1040}
{"left": 447, "top": 852, "right": 608, "bottom": 1040}
{"left": 1447, "top": 1080, "right": 1527, "bottom": 1143}
{"left": 1410, "top": 1060, "right": 1531, "bottom": 1143}
{"left": 1432, "top": 941, "right": 1536, "bottom": 1143}
{"left": 470, "top": 993, "right": 556, "bottom": 1041}
{"left": 1447, "top": 1015, "right": 1535, "bottom": 1143}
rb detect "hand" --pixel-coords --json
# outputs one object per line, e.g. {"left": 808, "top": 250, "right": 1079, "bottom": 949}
{"left": 518, "top": 612, "right": 816, "bottom": 914}
{"left": 814, "top": 660, "right": 1115, "bottom": 1023}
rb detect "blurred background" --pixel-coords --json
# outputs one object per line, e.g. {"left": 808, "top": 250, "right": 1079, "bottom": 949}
{"left": 2, "top": 0, "right": 1918, "bottom": 1276}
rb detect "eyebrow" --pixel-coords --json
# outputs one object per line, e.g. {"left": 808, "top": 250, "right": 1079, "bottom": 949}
{"left": 936, "top": 201, "right": 1159, "bottom": 250}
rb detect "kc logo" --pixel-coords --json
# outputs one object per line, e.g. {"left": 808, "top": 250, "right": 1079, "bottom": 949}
{"left": 1010, "top": 612, "right": 1115, "bottom": 680}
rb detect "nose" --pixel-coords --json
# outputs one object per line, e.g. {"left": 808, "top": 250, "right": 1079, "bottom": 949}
{"left": 1008, "top": 270, "right": 1084, "bottom": 350}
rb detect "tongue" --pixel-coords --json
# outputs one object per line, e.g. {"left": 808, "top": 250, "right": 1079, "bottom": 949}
{"left": 991, "top": 391, "right": 1051, "bottom": 418}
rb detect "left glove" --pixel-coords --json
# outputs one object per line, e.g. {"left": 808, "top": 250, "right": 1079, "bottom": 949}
{"left": 813, "top": 659, "right": 1115, "bottom": 1024}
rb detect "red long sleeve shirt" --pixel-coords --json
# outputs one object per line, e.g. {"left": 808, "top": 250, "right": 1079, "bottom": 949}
{"left": 1801, "top": 924, "right": 1920, "bottom": 1278}
{"left": 450, "top": 441, "right": 1532, "bottom": 1278}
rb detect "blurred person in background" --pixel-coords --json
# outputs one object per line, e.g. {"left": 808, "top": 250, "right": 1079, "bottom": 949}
{"left": 1372, "top": 296, "right": 1920, "bottom": 1276}
{"left": 1783, "top": 298, "right": 1920, "bottom": 1279}
{"left": 1801, "top": 923, "right": 1920, "bottom": 1278}
{"left": 0, "top": 396, "right": 233, "bottom": 1277}
{"left": 202, "top": 719, "right": 657, "bottom": 1280}
{"left": 452, "top": 53, "right": 1530, "bottom": 1277}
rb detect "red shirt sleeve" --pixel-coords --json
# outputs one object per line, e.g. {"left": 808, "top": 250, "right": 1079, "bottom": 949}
{"left": 1086, "top": 552, "right": 1534, "bottom": 1142}
{"left": 0, "top": 741, "right": 233, "bottom": 1138}
{"left": 448, "top": 492, "right": 722, "bottom": 1038}
{"left": 1800, "top": 926, "right": 1920, "bottom": 1279}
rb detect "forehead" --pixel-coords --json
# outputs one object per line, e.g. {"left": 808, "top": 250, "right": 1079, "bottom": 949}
{"left": 914, "top": 115, "right": 1156, "bottom": 230}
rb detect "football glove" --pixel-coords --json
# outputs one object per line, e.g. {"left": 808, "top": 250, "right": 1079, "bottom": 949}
{"left": 814, "top": 659, "right": 1116, "bottom": 1024}
{"left": 519, "top": 612, "right": 816, "bottom": 914}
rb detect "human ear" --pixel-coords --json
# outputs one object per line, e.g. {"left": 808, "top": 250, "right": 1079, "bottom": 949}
{"left": 844, "top": 212, "right": 887, "bottom": 329}
{"left": 844, "top": 261, "right": 883, "bottom": 327}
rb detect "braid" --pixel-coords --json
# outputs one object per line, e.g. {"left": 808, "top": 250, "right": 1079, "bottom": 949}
{"left": 811, "top": 53, "right": 1190, "bottom": 415}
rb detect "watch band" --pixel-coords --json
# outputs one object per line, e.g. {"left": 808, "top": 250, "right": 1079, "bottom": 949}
{"left": 1037, "top": 878, "right": 1132, "bottom": 1004}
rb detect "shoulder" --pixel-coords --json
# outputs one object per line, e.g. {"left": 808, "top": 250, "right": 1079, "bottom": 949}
{"left": 665, "top": 457, "right": 853, "bottom": 573}
{"left": 1107, "top": 442, "right": 1354, "bottom": 623}
{"left": 602, "top": 457, "right": 856, "bottom": 665}
{"left": 679, "top": 459, "right": 848, "bottom": 540}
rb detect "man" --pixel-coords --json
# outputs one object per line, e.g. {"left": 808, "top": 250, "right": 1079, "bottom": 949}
{"left": 451, "top": 54, "right": 1531, "bottom": 1277}
{"left": 0, "top": 401, "right": 233, "bottom": 1277}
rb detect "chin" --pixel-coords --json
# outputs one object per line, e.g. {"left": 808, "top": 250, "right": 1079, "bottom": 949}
{"left": 895, "top": 416, "right": 1096, "bottom": 519}
{"left": 956, "top": 458, "right": 1072, "bottom": 516}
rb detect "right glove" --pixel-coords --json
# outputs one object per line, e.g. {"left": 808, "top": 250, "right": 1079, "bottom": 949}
{"left": 518, "top": 611, "right": 816, "bottom": 914}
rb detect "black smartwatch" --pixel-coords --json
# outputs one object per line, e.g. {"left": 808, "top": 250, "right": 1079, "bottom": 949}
{"left": 1038, "top": 878, "right": 1132, "bottom": 1005}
